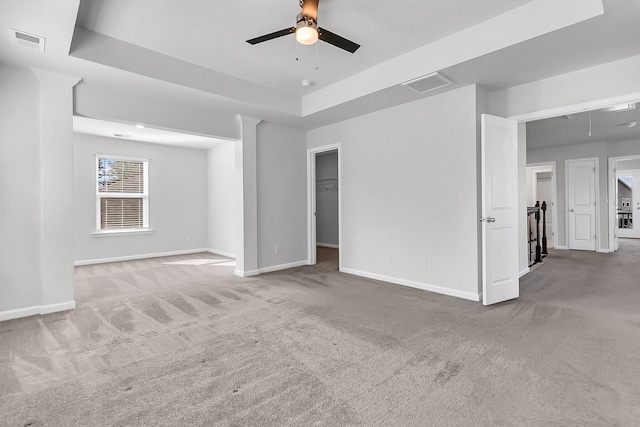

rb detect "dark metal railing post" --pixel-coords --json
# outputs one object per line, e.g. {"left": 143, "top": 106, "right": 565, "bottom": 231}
{"left": 528, "top": 211, "right": 533, "bottom": 266}
{"left": 541, "top": 201, "right": 548, "bottom": 255}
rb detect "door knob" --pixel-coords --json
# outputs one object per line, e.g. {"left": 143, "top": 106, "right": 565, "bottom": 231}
{"left": 570, "top": 209, "right": 575, "bottom": 212}
{"left": 479, "top": 217, "right": 496, "bottom": 223}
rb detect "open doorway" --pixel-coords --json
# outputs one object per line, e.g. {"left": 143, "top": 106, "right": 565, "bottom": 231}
{"left": 609, "top": 155, "right": 640, "bottom": 251}
{"left": 307, "top": 144, "right": 341, "bottom": 271}
{"left": 524, "top": 98, "right": 640, "bottom": 255}
{"left": 526, "top": 162, "right": 558, "bottom": 250}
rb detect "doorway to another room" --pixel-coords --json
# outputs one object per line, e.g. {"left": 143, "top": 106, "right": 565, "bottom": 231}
{"left": 308, "top": 145, "right": 341, "bottom": 271}
{"left": 526, "top": 162, "right": 558, "bottom": 268}
{"left": 609, "top": 155, "right": 640, "bottom": 251}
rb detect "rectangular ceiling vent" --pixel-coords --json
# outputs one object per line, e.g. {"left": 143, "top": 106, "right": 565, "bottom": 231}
{"left": 401, "top": 72, "right": 453, "bottom": 94}
{"left": 10, "top": 28, "right": 46, "bottom": 51}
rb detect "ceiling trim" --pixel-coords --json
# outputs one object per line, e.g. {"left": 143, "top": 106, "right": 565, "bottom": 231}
{"left": 70, "top": 27, "right": 301, "bottom": 116}
{"left": 509, "top": 91, "right": 640, "bottom": 123}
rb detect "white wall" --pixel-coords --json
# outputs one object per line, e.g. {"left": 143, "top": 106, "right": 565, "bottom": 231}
{"left": 0, "top": 65, "right": 43, "bottom": 314}
{"left": 315, "top": 151, "right": 339, "bottom": 247}
{"left": 74, "top": 134, "right": 208, "bottom": 263}
{"left": 256, "top": 122, "right": 307, "bottom": 270}
{"left": 0, "top": 64, "right": 77, "bottom": 319}
{"left": 207, "top": 142, "right": 236, "bottom": 257}
{"left": 75, "top": 81, "right": 241, "bottom": 141}
{"left": 617, "top": 158, "right": 640, "bottom": 171}
{"left": 307, "top": 85, "right": 481, "bottom": 300}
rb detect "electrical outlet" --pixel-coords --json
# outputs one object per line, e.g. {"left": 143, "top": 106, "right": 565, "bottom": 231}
{"left": 386, "top": 251, "right": 392, "bottom": 263}
{"left": 420, "top": 257, "right": 427, "bottom": 268}
{"left": 185, "top": 235, "right": 190, "bottom": 242}
{"left": 275, "top": 245, "right": 280, "bottom": 254}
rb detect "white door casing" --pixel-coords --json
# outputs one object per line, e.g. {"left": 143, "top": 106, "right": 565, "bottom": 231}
{"left": 536, "top": 172, "right": 554, "bottom": 248}
{"left": 307, "top": 144, "right": 342, "bottom": 268}
{"left": 566, "top": 158, "right": 597, "bottom": 251}
{"left": 608, "top": 156, "right": 640, "bottom": 252}
{"left": 527, "top": 162, "right": 559, "bottom": 249}
{"left": 481, "top": 114, "right": 519, "bottom": 306}
{"left": 616, "top": 170, "right": 640, "bottom": 239}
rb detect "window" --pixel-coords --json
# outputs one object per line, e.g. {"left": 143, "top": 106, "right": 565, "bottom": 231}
{"left": 96, "top": 155, "right": 149, "bottom": 232}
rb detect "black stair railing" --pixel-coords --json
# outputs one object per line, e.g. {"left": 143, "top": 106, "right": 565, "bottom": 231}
{"left": 527, "top": 202, "right": 545, "bottom": 267}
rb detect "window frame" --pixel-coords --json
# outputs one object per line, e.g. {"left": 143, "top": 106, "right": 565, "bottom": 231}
{"left": 93, "top": 154, "right": 151, "bottom": 236}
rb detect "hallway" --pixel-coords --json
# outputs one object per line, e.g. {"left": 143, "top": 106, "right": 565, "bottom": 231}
{"left": 520, "top": 238, "right": 640, "bottom": 318}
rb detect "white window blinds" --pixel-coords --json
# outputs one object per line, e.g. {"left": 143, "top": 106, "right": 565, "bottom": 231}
{"left": 100, "top": 198, "right": 143, "bottom": 229}
{"left": 98, "top": 159, "right": 144, "bottom": 194}
{"left": 96, "top": 157, "right": 149, "bottom": 230}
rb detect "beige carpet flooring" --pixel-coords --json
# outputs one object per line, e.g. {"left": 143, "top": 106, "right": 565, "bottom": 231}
{"left": 1, "top": 242, "right": 640, "bottom": 426}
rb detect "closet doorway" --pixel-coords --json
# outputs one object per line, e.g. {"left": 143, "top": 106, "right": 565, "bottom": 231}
{"left": 307, "top": 144, "right": 341, "bottom": 270}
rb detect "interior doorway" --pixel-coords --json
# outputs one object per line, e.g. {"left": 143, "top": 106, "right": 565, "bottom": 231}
{"left": 616, "top": 170, "right": 640, "bottom": 238}
{"left": 526, "top": 162, "right": 558, "bottom": 249}
{"left": 609, "top": 155, "right": 640, "bottom": 251}
{"left": 307, "top": 144, "right": 341, "bottom": 270}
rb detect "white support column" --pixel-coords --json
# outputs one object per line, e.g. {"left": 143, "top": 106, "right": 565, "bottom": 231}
{"left": 35, "top": 69, "right": 82, "bottom": 313}
{"left": 235, "top": 115, "right": 262, "bottom": 277}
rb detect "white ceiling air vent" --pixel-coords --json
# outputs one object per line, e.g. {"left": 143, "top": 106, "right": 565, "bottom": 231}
{"left": 10, "top": 28, "right": 45, "bottom": 51}
{"left": 401, "top": 72, "right": 453, "bottom": 94}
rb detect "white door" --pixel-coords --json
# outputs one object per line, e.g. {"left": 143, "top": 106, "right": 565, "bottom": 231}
{"left": 617, "top": 171, "right": 640, "bottom": 238}
{"left": 481, "top": 114, "right": 519, "bottom": 306}
{"left": 567, "top": 159, "right": 597, "bottom": 251}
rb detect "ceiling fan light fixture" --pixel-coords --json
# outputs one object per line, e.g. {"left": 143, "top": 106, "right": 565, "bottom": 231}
{"left": 295, "top": 15, "right": 318, "bottom": 45}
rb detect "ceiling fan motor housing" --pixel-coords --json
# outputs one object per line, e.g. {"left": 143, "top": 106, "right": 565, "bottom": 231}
{"left": 299, "top": 0, "right": 319, "bottom": 21}
{"left": 296, "top": 13, "right": 317, "bottom": 31}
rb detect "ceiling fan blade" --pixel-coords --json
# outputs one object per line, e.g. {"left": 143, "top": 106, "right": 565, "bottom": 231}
{"left": 318, "top": 27, "right": 360, "bottom": 53}
{"left": 246, "top": 28, "right": 296, "bottom": 45}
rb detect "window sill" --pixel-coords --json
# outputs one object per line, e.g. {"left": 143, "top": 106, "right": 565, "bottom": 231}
{"left": 92, "top": 228, "right": 154, "bottom": 237}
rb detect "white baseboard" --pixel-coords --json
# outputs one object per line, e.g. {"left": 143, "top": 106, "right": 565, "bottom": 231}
{"left": 0, "top": 300, "right": 76, "bottom": 322}
{"left": 235, "top": 269, "right": 259, "bottom": 277}
{"left": 41, "top": 301, "right": 76, "bottom": 315}
{"left": 317, "top": 243, "right": 339, "bottom": 249}
{"left": 259, "top": 260, "right": 307, "bottom": 274}
{"left": 0, "top": 306, "right": 40, "bottom": 322}
{"left": 206, "top": 249, "right": 236, "bottom": 259}
{"left": 519, "top": 268, "right": 530, "bottom": 278}
{"left": 555, "top": 246, "right": 569, "bottom": 250}
{"left": 340, "top": 268, "right": 480, "bottom": 302}
{"left": 74, "top": 248, "right": 213, "bottom": 266}
{"left": 597, "top": 248, "right": 611, "bottom": 253}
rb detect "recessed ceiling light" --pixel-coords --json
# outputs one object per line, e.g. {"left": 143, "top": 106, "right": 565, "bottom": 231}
{"left": 135, "top": 124, "right": 145, "bottom": 129}
{"left": 616, "top": 122, "right": 637, "bottom": 128}
{"left": 301, "top": 80, "right": 312, "bottom": 87}
{"left": 604, "top": 103, "right": 636, "bottom": 113}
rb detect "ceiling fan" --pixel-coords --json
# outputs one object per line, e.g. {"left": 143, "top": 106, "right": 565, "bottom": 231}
{"left": 246, "top": 0, "right": 360, "bottom": 54}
